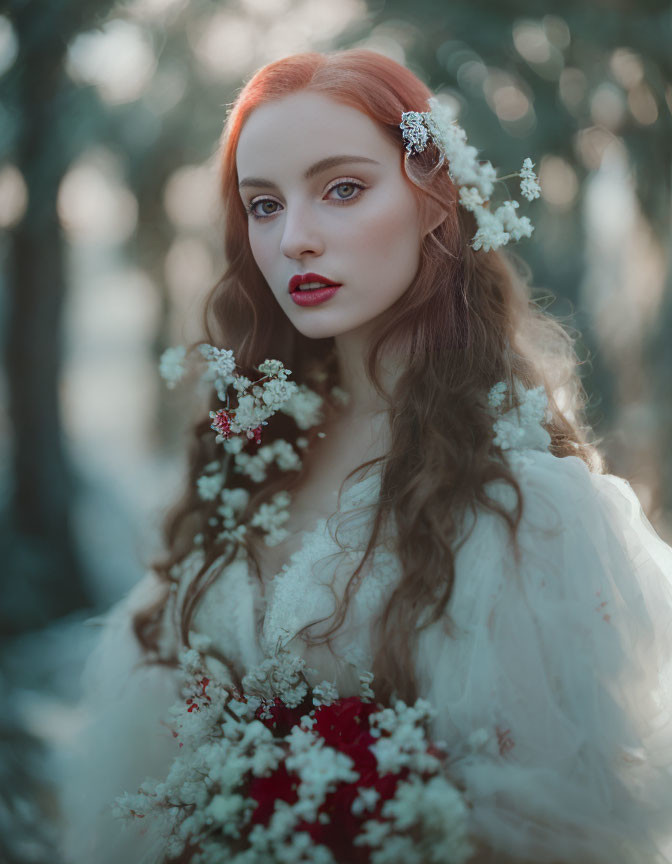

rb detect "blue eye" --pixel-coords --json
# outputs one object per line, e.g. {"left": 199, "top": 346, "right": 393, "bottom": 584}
{"left": 245, "top": 179, "right": 367, "bottom": 220}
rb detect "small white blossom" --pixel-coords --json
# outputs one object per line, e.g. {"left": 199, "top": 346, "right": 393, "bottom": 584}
{"left": 196, "top": 471, "right": 224, "bottom": 501}
{"left": 232, "top": 375, "right": 252, "bottom": 394}
{"left": 330, "top": 385, "right": 351, "bottom": 406}
{"left": 312, "top": 680, "right": 339, "bottom": 707}
{"left": 261, "top": 377, "right": 298, "bottom": 409}
{"left": 471, "top": 207, "right": 510, "bottom": 252}
{"left": 249, "top": 490, "right": 292, "bottom": 547}
{"left": 221, "top": 435, "right": 245, "bottom": 454}
{"left": 487, "top": 381, "right": 508, "bottom": 411}
{"left": 257, "top": 358, "right": 291, "bottom": 380}
{"left": 458, "top": 186, "right": 485, "bottom": 212}
{"left": 492, "top": 384, "right": 551, "bottom": 452}
{"left": 159, "top": 346, "right": 187, "bottom": 389}
{"left": 280, "top": 384, "right": 325, "bottom": 430}
{"left": 352, "top": 786, "right": 381, "bottom": 816}
{"left": 358, "top": 670, "right": 376, "bottom": 702}
{"left": 519, "top": 157, "right": 541, "bottom": 201}
{"left": 198, "top": 344, "right": 236, "bottom": 382}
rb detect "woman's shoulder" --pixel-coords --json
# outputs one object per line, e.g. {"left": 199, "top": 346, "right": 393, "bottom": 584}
{"left": 483, "top": 378, "right": 638, "bottom": 521}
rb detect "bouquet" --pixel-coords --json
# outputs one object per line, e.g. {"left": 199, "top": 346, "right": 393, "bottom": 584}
{"left": 114, "top": 645, "right": 476, "bottom": 864}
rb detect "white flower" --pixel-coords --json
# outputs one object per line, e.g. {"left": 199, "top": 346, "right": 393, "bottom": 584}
{"left": 471, "top": 207, "right": 510, "bottom": 252}
{"left": 493, "top": 199, "right": 534, "bottom": 242}
{"left": 312, "top": 680, "right": 339, "bottom": 707}
{"left": 330, "top": 386, "right": 351, "bottom": 406}
{"left": 401, "top": 99, "right": 538, "bottom": 251}
{"left": 196, "top": 471, "right": 224, "bottom": 501}
{"left": 232, "top": 375, "right": 252, "bottom": 394}
{"left": 250, "top": 491, "right": 292, "bottom": 547}
{"left": 257, "top": 358, "right": 291, "bottom": 380}
{"left": 492, "top": 384, "right": 551, "bottom": 452}
{"left": 220, "top": 486, "right": 250, "bottom": 512}
{"left": 198, "top": 344, "right": 236, "bottom": 382}
{"left": 458, "top": 186, "right": 485, "bottom": 212}
{"left": 269, "top": 439, "right": 302, "bottom": 472}
{"left": 280, "top": 383, "right": 325, "bottom": 430}
{"left": 352, "top": 786, "right": 381, "bottom": 816}
{"left": 159, "top": 346, "right": 187, "bottom": 388}
{"left": 261, "top": 377, "right": 299, "bottom": 409}
{"left": 520, "top": 157, "right": 541, "bottom": 201}
{"left": 221, "top": 436, "right": 245, "bottom": 454}
{"left": 487, "top": 381, "right": 508, "bottom": 411}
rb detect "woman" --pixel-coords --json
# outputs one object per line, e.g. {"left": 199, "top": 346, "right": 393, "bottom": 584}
{"left": 58, "top": 49, "right": 672, "bottom": 863}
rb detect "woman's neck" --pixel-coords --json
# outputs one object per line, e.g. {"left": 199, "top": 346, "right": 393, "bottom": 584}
{"left": 333, "top": 329, "right": 405, "bottom": 418}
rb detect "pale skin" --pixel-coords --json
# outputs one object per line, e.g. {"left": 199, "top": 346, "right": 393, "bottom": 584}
{"left": 235, "top": 90, "right": 445, "bottom": 581}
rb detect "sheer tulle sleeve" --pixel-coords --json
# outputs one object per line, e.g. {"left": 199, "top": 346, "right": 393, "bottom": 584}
{"left": 56, "top": 571, "right": 181, "bottom": 864}
{"left": 416, "top": 449, "right": 672, "bottom": 864}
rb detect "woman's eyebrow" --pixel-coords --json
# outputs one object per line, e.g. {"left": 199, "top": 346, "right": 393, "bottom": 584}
{"left": 238, "top": 155, "right": 380, "bottom": 189}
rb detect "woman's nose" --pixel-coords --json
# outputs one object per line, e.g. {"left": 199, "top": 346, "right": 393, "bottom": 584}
{"left": 279, "top": 202, "right": 325, "bottom": 259}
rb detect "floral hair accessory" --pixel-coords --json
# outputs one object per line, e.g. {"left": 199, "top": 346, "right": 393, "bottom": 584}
{"left": 400, "top": 97, "right": 541, "bottom": 252}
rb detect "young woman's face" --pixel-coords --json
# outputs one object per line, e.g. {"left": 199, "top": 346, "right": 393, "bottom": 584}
{"left": 236, "top": 90, "right": 429, "bottom": 341}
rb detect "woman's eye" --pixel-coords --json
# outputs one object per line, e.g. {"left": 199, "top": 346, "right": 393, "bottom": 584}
{"left": 246, "top": 179, "right": 366, "bottom": 220}
{"left": 250, "top": 200, "right": 280, "bottom": 217}
{"left": 327, "top": 181, "right": 364, "bottom": 201}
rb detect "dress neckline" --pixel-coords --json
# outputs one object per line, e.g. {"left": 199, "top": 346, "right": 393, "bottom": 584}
{"left": 258, "top": 466, "right": 383, "bottom": 587}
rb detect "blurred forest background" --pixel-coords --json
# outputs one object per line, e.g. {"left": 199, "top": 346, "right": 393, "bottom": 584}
{"left": 0, "top": 0, "right": 670, "bottom": 860}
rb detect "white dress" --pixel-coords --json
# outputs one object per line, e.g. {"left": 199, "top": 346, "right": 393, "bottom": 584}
{"left": 56, "top": 387, "right": 672, "bottom": 864}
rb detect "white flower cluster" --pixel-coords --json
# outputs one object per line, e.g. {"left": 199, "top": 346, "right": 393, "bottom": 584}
{"left": 367, "top": 698, "right": 441, "bottom": 773}
{"left": 400, "top": 97, "right": 542, "bottom": 252}
{"left": 240, "top": 644, "right": 317, "bottom": 711}
{"left": 114, "top": 647, "right": 474, "bottom": 864}
{"left": 159, "top": 344, "right": 328, "bottom": 548}
{"left": 232, "top": 439, "right": 302, "bottom": 484}
{"left": 277, "top": 382, "right": 326, "bottom": 430}
{"left": 249, "top": 490, "right": 292, "bottom": 548}
{"left": 199, "top": 343, "right": 237, "bottom": 401}
{"left": 158, "top": 345, "right": 187, "bottom": 389}
{"left": 159, "top": 343, "right": 301, "bottom": 443}
{"left": 487, "top": 379, "right": 552, "bottom": 453}
{"left": 356, "top": 774, "right": 474, "bottom": 864}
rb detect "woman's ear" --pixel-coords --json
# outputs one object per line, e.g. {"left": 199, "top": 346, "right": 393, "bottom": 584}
{"left": 419, "top": 195, "right": 450, "bottom": 237}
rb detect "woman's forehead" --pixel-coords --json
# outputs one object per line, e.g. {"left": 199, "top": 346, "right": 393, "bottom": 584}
{"left": 235, "top": 92, "right": 394, "bottom": 180}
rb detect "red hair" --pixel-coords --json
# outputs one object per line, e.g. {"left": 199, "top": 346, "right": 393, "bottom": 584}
{"left": 136, "top": 49, "right": 603, "bottom": 706}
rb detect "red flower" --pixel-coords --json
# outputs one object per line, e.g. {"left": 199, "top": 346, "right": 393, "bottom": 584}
{"left": 210, "top": 409, "right": 233, "bottom": 439}
{"left": 313, "top": 697, "right": 381, "bottom": 748}
{"left": 254, "top": 696, "right": 312, "bottom": 737}
{"left": 248, "top": 762, "right": 300, "bottom": 826}
{"left": 246, "top": 425, "right": 263, "bottom": 444}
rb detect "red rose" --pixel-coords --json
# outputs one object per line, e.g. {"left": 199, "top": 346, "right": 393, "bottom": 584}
{"left": 248, "top": 762, "right": 300, "bottom": 826}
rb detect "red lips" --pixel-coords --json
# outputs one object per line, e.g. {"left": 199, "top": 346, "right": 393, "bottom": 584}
{"left": 288, "top": 272, "right": 342, "bottom": 293}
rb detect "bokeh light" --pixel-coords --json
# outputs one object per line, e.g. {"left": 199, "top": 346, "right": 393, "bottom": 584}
{"left": 0, "top": 14, "right": 18, "bottom": 77}
{"left": 66, "top": 18, "right": 157, "bottom": 104}
{"left": 0, "top": 163, "right": 28, "bottom": 228}
{"left": 538, "top": 155, "right": 578, "bottom": 210}
{"left": 57, "top": 148, "right": 138, "bottom": 244}
{"left": 163, "top": 161, "right": 221, "bottom": 231}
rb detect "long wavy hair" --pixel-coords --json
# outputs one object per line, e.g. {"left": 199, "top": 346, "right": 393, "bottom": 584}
{"left": 134, "top": 48, "right": 604, "bottom": 706}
